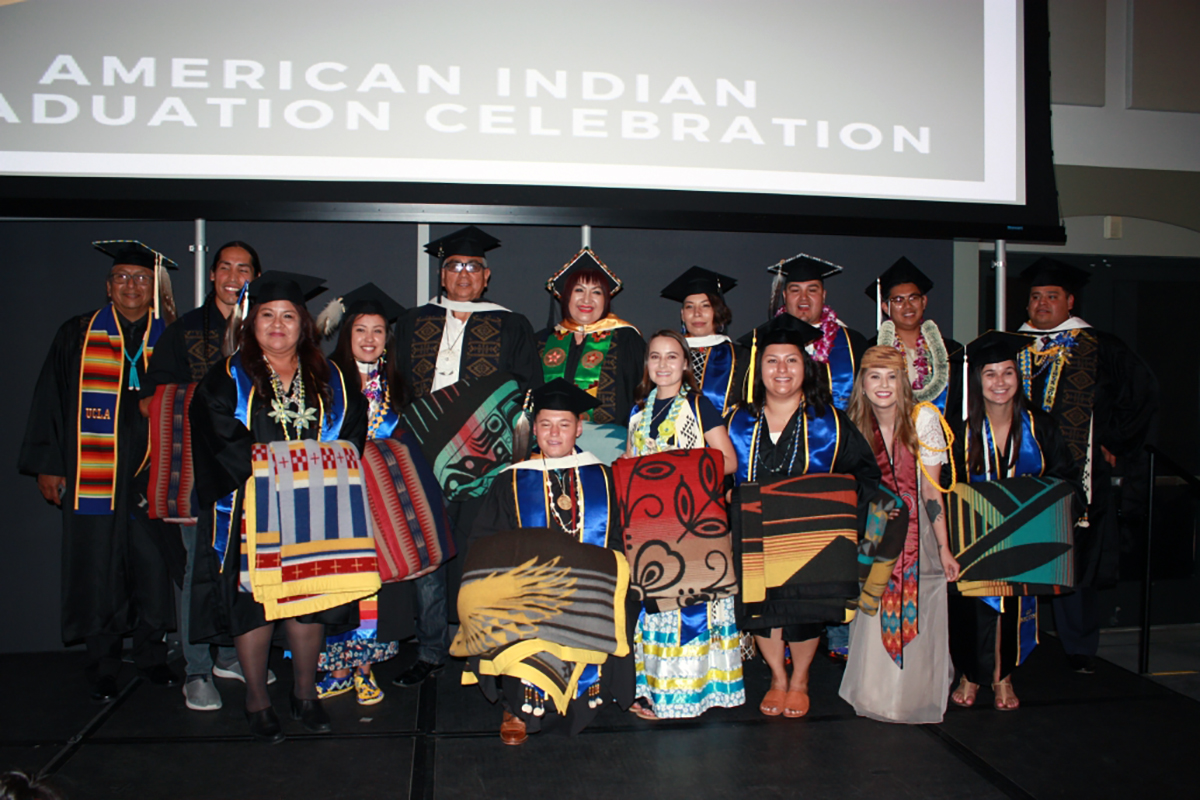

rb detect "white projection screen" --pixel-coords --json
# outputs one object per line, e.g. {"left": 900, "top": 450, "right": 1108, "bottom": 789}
{"left": 0, "top": 0, "right": 1063, "bottom": 241}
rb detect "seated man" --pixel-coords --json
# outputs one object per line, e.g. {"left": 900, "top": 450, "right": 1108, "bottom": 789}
{"left": 453, "top": 379, "right": 634, "bottom": 745}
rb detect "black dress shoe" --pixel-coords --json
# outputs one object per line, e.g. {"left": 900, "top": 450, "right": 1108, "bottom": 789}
{"left": 392, "top": 660, "right": 444, "bottom": 688}
{"left": 91, "top": 674, "right": 120, "bottom": 702}
{"left": 245, "top": 707, "right": 285, "bottom": 744}
{"left": 1068, "top": 654, "right": 1096, "bottom": 674}
{"left": 141, "top": 664, "right": 181, "bottom": 687}
{"left": 289, "top": 693, "right": 332, "bottom": 733}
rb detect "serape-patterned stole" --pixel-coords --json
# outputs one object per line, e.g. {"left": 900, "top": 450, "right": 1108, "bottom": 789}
{"left": 244, "top": 440, "right": 381, "bottom": 621}
{"left": 147, "top": 382, "right": 199, "bottom": 522}
{"left": 74, "top": 304, "right": 164, "bottom": 513}
{"left": 873, "top": 420, "right": 920, "bottom": 668}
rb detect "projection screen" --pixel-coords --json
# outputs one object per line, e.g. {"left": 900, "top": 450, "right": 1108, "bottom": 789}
{"left": 0, "top": 0, "right": 1062, "bottom": 241}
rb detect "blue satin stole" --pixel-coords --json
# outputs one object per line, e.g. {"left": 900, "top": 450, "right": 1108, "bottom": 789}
{"left": 698, "top": 341, "right": 736, "bottom": 416}
{"left": 728, "top": 404, "right": 840, "bottom": 485}
{"left": 824, "top": 327, "right": 857, "bottom": 411}
{"left": 371, "top": 403, "right": 401, "bottom": 440}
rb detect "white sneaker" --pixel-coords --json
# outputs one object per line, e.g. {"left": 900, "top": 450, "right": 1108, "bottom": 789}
{"left": 183, "top": 676, "right": 222, "bottom": 711}
{"left": 212, "top": 662, "right": 277, "bottom": 685}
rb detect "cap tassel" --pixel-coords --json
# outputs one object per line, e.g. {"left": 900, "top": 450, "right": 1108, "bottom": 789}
{"left": 768, "top": 268, "right": 785, "bottom": 318}
{"left": 512, "top": 389, "right": 534, "bottom": 462}
{"left": 746, "top": 330, "right": 758, "bottom": 406}
{"left": 316, "top": 297, "right": 346, "bottom": 338}
{"left": 876, "top": 278, "right": 882, "bottom": 333}
{"left": 223, "top": 281, "right": 250, "bottom": 356}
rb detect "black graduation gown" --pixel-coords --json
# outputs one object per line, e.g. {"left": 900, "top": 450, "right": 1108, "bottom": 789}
{"left": 467, "top": 463, "right": 636, "bottom": 735}
{"left": 187, "top": 358, "right": 368, "bottom": 643}
{"left": 141, "top": 296, "right": 227, "bottom": 390}
{"left": 19, "top": 310, "right": 176, "bottom": 644}
{"left": 535, "top": 325, "right": 647, "bottom": 425}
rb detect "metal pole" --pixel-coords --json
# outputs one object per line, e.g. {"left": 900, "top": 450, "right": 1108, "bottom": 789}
{"left": 192, "top": 218, "right": 207, "bottom": 310}
{"left": 1138, "top": 450, "right": 1156, "bottom": 674}
{"left": 993, "top": 239, "right": 1007, "bottom": 331}
{"left": 416, "top": 223, "right": 431, "bottom": 304}
{"left": 582, "top": 224, "right": 591, "bottom": 249}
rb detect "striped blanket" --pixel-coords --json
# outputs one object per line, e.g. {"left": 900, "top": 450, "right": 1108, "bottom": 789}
{"left": 613, "top": 448, "right": 736, "bottom": 611}
{"left": 947, "top": 476, "right": 1075, "bottom": 597}
{"left": 243, "top": 440, "right": 382, "bottom": 620}
{"left": 737, "top": 474, "right": 860, "bottom": 616}
{"left": 147, "top": 383, "right": 198, "bottom": 523}
{"left": 450, "top": 527, "right": 630, "bottom": 713}
{"left": 361, "top": 433, "right": 454, "bottom": 582}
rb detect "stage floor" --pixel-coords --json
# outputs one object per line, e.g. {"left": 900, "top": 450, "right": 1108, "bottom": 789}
{"left": 2, "top": 635, "right": 1195, "bottom": 800}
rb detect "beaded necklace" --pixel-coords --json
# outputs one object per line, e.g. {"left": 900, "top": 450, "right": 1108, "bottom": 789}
{"left": 265, "top": 359, "right": 317, "bottom": 440}
{"left": 358, "top": 358, "right": 391, "bottom": 439}
{"left": 543, "top": 466, "right": 584, "bottom": 538}
{"left": 753, "top": 405, "right": 802, "bottom": 479}
{"left": 1017, "top": 330, "right": 1078, "bottom": 411}
{"left": 632, "top": 386, "right": 688, "bottom": 455}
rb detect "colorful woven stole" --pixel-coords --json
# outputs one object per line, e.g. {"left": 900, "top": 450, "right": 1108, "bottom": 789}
{"left": 75, "top": 305, "right": 163, "bottom": 514}
{"left": 541, "top": 329, "right": 614, "bottom": 404}
{"left": 243, "top": 440, "right": 381, "bottom": 620}
{"left": 361, "top": 434, "right": 454, "bottom": 582}
{"left": 147, "top": 382, "right": 199, "bottom": 522}
{"left": 408, "top": 305, "right": 504, "bottom": 397}
{"left": 872, "top": 419, "right": 920, "bottom": 667}
{"left": 695, "top": 340, "right": 737, "bottom": 416}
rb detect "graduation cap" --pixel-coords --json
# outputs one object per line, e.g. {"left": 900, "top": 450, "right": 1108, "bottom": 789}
{"left": 530, "top": 377, "right": 600, "bottom": 416}
{"left": 93, "top": 240, "right": 179, "bottom": 271}
{"left": 767, "top": 252, "right": 843, "bottom": 284}
{"left": 316, "top": 282, "right": 405, "bottom": 337}
{"left": 248, "top": 271, "right": 327, "bottom": 306}
{"left": 965, "top": 330, "right": 1035, "bottom": 367}
{"left": 864, "top": 257, "right": 933, "bottom": 301}
{"left": 736, "top": 314, "right": 822, "bottom": 351}
{"left": 545, "top": 248, "right": 623, "bottom": 299}
{"left": 660, "top": 266, "right": 737, "bottom": 303}
{"left": 423, "top": 225, "right": 501, "bottom": 261}
{"left": 1019, "top": 257, "right": 1090, "bottom": 295}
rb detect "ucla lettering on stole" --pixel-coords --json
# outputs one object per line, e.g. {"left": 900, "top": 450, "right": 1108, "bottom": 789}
{"left": 85, "top": 407, "right": 112, "bottom": 420}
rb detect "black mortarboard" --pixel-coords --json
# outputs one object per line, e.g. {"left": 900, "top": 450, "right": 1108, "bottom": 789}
{"left": 423, "top": 225, "right": 501, "bottom": 261}
{"left": 768, "top": 253, "right": 843, "bottom": 284}
{"left": 248, "top": 271, "right": 327, "bottom": 306}
{"left": 660, "top": 266, "right": 737, "bottom": 303}
{"left": 965, "top": 331, "right": 1034, "bottom": 367}
{"left": 1019, "top": 257, "right": 1090, "bottom": 295}
{"left": 93, "top": 240, "right": 179, "bottom": 271}
{"left": 546, "top": 248, "right": 622, "bottom": 299}
{"left": 340, "top": 282, "right": 405, "bottom": 323}
{"left": 864, "top": 256, "right": 933, "bottom": 301}
{"left": 736, "top": 314, "right": 823, "bottom": 350}
{"left": 530, "top": 377, "right": 600, "bottom": 415}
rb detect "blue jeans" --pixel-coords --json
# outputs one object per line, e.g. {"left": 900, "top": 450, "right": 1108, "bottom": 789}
{"left": 181, "top": 524, "right": 237, "bottom": 677}
{"left": 412, "top": 567, "right": 450, "bottom": 664}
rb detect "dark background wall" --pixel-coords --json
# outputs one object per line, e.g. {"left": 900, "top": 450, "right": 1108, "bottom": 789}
{"left": 0, "top": 219, "right": 952, "bottom": 654}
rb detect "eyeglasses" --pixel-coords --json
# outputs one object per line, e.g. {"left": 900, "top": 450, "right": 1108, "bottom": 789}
{"left": 110, "top": 273, "right": 152, "bottom": 285}
{"left": 887, "top": 293, "right": 923, "bottom": 306}
{"left": 443, "top": 261, "right": 485, "bottom": 273}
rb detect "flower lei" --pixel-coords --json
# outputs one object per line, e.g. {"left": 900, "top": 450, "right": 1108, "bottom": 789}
{"left": 632, "top": 386, "right": 688, "bottom": 455}
{"left": 807, "top": 305, "right": 842, "bottom": 364}
{"left": 878, "top": 320, "right": 949, "bottom": 405}
{"left": 266, "top": 359, "right": 318, "bottom": 439}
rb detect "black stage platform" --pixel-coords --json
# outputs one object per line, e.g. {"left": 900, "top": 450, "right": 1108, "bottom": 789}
{"left": 3, "top": 636, "right": 1194, "bottom": 800}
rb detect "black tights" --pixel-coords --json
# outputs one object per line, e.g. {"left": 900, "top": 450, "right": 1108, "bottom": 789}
{"left": 233, "top": 620, "right": 324, "bottom": 713}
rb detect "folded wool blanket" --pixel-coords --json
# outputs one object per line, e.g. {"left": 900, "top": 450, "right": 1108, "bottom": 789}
{"left": 148, "top": 382, "right": 199, "bottom": 524}
{"left": 612, "top": 448, "right": 736, "bottom": 611}
{"left": 244, "top": 440, "right": 382, "bottom": 620}
{"left": 856, "top": 486, "right": 909, "bottom": 616}
{"left": 361, "top": 432, "right": 454, "bottom": 582}
{"left": 947, "top": 476, "right": 1075, "bottom": 597}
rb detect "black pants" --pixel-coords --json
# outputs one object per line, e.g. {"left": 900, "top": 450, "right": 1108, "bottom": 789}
{"left": 85, "top": 623, "right": 167, "bottom": 678}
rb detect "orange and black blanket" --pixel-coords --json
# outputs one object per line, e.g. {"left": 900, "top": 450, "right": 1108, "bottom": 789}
{"left": 148, "top": 382, "right": 199, "bottom": 523}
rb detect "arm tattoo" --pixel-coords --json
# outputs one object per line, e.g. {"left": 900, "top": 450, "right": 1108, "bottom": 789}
{"left": 925, "top": 498, "right": 943, "bottom": 524}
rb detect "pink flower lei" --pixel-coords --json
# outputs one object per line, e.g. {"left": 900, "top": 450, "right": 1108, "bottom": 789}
{"left": 893, "top": 330, "right": 931, "bottom": 390}
{"left": 808, "top": 305, "right": 842, "bottom": 364}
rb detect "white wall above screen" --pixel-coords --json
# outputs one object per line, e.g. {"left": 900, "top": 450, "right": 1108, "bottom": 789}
{"left": 0, "top": 0, "right": 1026, "bottom": 207}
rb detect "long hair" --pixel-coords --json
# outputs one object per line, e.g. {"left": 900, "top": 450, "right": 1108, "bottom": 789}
{"left": 745, "top": 343, "right": 831, "bottom": 418}
{"left": 682, "top": 291, "right": 733, "bottom": 334}
{"left": 847, "top": 346, "right": 918, "bottom": 456}
{"left": 966, "top": 357, "right": 1030, "bottom": 476}
{"left": 559, "top": 266, "right": 613, "bottom": 323}
{"left": 209, "top": 240, "right": 263, "bottom": 276}
{"left": 330, "top": 311, "right": 407, "bottom": 411}
{"left": 238, "top": 301, "right": 332, "bottom": 408}
{"left": 634, "top": 329, "right": 700, "bottom": 411}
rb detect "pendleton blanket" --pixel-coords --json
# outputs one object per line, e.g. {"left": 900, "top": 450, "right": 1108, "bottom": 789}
{"left": 361, "top": 433, "right": 455, "bottom": 583}
{"left": 948, "top": 476, "right": 1075, "bottom": 597}
{"left": 450, "top": 527, "right": 630, "bottom": 713}
{"left": 399, "top": 372, "right": 523, "bottom": 502}
{"left": 856, "top": 486, "right": 909, "bottom": 616}
{"left": 737, "top": 474, "right": 860, "bottom": 619}
{"left": 612, "top": 448, "right": 736, "bottom": 611}
{"left": 148, "top": 382, "right": 199, "bottom": 523}
{"left": 244, "top": 440, "right": 382, "bottom": 620}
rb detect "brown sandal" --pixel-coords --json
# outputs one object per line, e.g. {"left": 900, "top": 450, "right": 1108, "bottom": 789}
{"left": 782, "top": 690, "right": 810, "bottom": 718}
{"left": 759, "top": 688, "right": 785, "bottom": 717}
{"left": 992, "top": 678, "right": 1020, "bottom": 711}
{"left": 951, "top": 676, "right": 979, "bottom": 708}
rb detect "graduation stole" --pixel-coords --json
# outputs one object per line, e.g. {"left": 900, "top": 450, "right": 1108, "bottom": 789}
{"left": 211, "top": 354, "right": 349, "bottom": 567}
{"left": 74, "top": 304, "right": 164, "bottom": 514}
{"left": 878, "top": 320, "right": 950, "bottom": 412}
{"left": 810, "top": 326, "right": 857, "bottom": 411}
{"left": 690, "top": 338, "right": 737, "bottom": 416}
{"left": 511, "top": 461, "right": 610, "bottom": 549}
{"left": 871, "top": 416, "right": 920, "bottom": 667}
{"left": 728, "top": 403, "right": 840, "bottom": 485}
{"left": 972, "top": 409, "right": 1044, "bottom": 483}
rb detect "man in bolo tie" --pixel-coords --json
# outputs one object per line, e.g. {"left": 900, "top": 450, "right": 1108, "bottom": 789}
{"left": 20, "top": 241, "right": 182, "bottom": 701}
{"left": 392, "top": 226, "right": 541, "bottom": 688}
{"left": 768, "top": 252, "right": 867, "bottom": 661}
{"left": 1015, "top": 258, "right": 1157, "bottom": 673}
